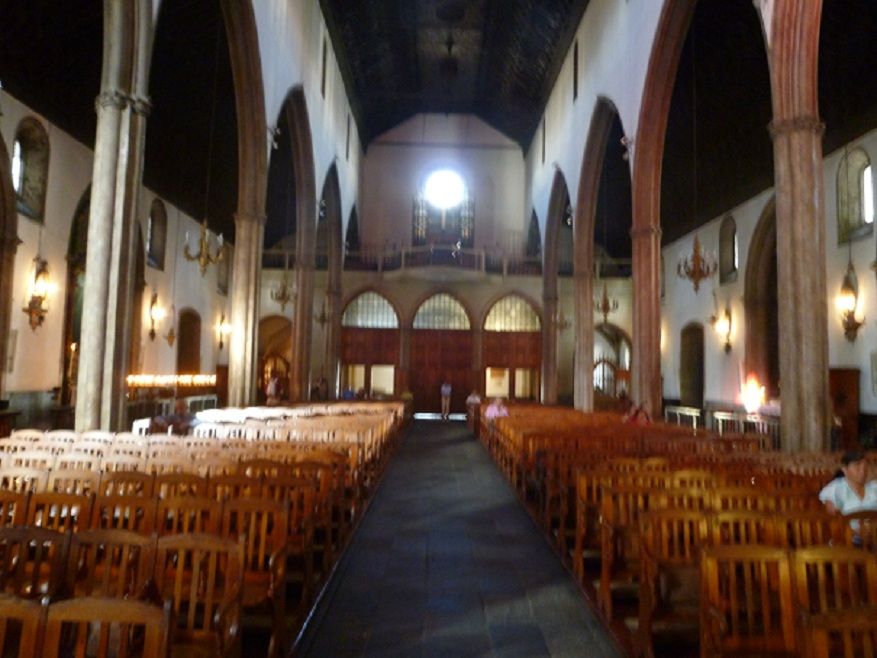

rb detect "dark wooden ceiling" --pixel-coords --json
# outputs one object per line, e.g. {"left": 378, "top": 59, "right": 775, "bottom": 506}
{"left": 320, "top": 0, "right": 590, "bottom": 148}
{"left": 2, "top": 0, "right": 877, "bottom": 253}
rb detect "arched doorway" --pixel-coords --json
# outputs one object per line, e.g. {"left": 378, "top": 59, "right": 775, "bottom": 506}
{"left": 482, "top": 294, "right": 541, "bottom": 401}
{"left": 176, "top": 309, "right": 201, "bottom": 374}
{"left": 317, "top": 164, "right": 343, "bottom": 395}
{"left": 679, "top": 323, "right": 705, "bottom": 409}
{"left": 410, "top": 293, "right": 473, "bottom": 413}
{"left": 593, "top": 322, "right": 631, "bottom": 401}
{"left": 745, "top": 199, "right": 779, "bottom": 398}
{"left": 340, "top": 291, "right": 400, "bottom": 398}
{"left": 258, "top": 315, "right": 291, "bottom": 403}
{"left": 61, "top": 187, "right": 91, "bottom": 407}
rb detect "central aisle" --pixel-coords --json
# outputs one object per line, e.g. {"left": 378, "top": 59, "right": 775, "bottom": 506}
{"left": 298, "top": 421, "right": 622, "bottom": 658}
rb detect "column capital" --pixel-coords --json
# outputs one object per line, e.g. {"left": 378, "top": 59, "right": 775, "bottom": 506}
{"left": 768, "top": 116, "right": 825, "bottom": 139}
{"left": 130, "top": 95, "right": 152, "bottom": 117}
{"left": 630, "top": 225, "right": 662, "bottom": 240}
{"left": 234, "top": 211, "right": 267, "bottom": 225}
{"left": 95, "top": 90, "right": 130, "bottom": 112}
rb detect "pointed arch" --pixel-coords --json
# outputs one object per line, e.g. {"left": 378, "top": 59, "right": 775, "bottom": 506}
{"left": 483, "top": 294, "right": 542, "bottom": 332}
{"left": 345, "top": 206, "right": 360, "bottom": 252}
{"left": 11, "top": 117, "right": 50, "bottom": 221}
{"left": 342, "top": 291, "right": 400, "bottom": 329}
{"left": 679, "top": 322, "right": 705, "bottom": 409}
{"left": 413, "top": 292, "right": 472, "bottom": 330}
{"left": 745, "top": 196, "right": 779, "bottom": 398}
{"left": 542, "top": 169, "right": 571, "bottom": 404}
{"left": 61, "top": 186, "right": 91, "bottom": 406}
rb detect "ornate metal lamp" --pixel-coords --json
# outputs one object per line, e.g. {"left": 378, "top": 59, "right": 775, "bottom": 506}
{"left": 183, "top": 220, "right": 224, "bottom": 276}
{"left": 216, "top": 313, "right": 232, "bottom": 350}
{"left": 837, "top": 258, "right": 864, "bottom": 341}
{"left": 148, "top": 291, "right": 166, "bottom": 341}
{"left": 595, "top": 282, "right": 619, "bottom": 323}
{"left": 677, "top": 233, "right": 717, "bottom": 292}
{"left": 22, "top": 255, "right": 51, "bottom": 330}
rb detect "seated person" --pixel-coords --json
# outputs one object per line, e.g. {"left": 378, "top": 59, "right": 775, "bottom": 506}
{"left": 819, "top": 450, "right": 877, "bottom": 516}
{"left": 465, "top": 390, "right": 482, "bottom": 407}
{"left": 623, "top": 401, "right": 651, "bottom": 426}
{"left": 483, "top": 397, "right": 509, "bottom": 420}
{"left": 151, "top": 399, "right": 198, "bottom": 436}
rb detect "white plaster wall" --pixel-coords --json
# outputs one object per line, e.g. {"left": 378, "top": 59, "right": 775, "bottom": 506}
{"left": 1, "top": 90, "right": 232, "bottom": 395}
{"left": 254, "top": 0, "right": 362, "bottom": 236}
{"left": 361, "top": 114, "right": 526, "bottom": 252}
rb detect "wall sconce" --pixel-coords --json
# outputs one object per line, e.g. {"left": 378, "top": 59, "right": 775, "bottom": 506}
{"left": 836, "top": 259, "right": 864, "bottom": 341}
{"left": 709, "top": 293, "right": 731, "bottom": 353}
{"left": 148, "top": 292, "right": 166, "bottom": 341}
{"left": 164, "top": 305, "right": 176, "bottom": 348}
{"left": 22, "top": 256, "right": 52, "bottom": 331}
{"left": 216, "top": 314, "right": 232, "bottom": 350}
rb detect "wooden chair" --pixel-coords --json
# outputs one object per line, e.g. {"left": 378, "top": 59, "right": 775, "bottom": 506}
{"left": 156, "top": 496, "right": 221, "bottom": 536}
{"left": 700, "top": 545, "right": 797, "bottom": 657}
{"left": 637, "top": 509, "right": 709, "bottom": 658}
{"left": 43, "top": 430, "right": 77, "bottom": 444}
{"left": 710, "top": 486, "right": 774, "bottom": 513}
{"left": 221, "top": 498, "right": 288, "bottom": 658}
{"left": 25, "top": 492, "right": 93, "bottom": 533}
{"left": 0, "top": 594, "right": 46, "bottom": 658}
{"left": 262, "top": 477, "right": 316, "bottom": 605}
{"left": 8, "top": 430, "right": 43, "bottom": 443}
{"left": 146, "top": 457, "right": 192, "bottom": 476}
{"left": 106, "top": 444, "right": 147, "bottom": 460}
{"left": 844, "top": 510, "right": 877, "bottom": 551}
{"left": 599, "top": 485, "right": 651, "bottom": 619}
{"left": 6, "top": 451, "right": 54, "bottom": 471}
{"left": 46, "top": 469, "right": 100, "bottom": 496}
{"left": 97, "top": 470, "right": 154, "bottom": 497}
{"left": 90, "top": 495, "right": 158, "bottom": 534}
{"left": 43, "top": 597, "right": 170, "bottom": 658}
{"left": 0, "top": 527, "right": 69, "bottom": 600}
{"left": 99, "top": 455, "right": 146, "bottom": 474}
{"left": 53, "top": 451, "right": 100, "bottom": 472}
{"left": 31, "top": 439, "right": 71, "bottom": 457}
{"left": 79, "top": 430, "right": 115, "bottom": 445}
{"left": 154, "top": 472, "right": 207, "bottom": 499}
{"left": 709, "top": 511, "right": 775, "bottom": 546}
{"left": 772, "top": 511, "right": 847, "bottom": 549}
{"left": 0, "top": 440, "right": 38, "bottom": 458}
{"left": 238, "top": 458, "right": 297, "bottom": 479}
{"left": 67, "top": 528, "right": 157, "bottom": 599}
{"left": 801, "top": 608, "right": 877, "bottom": 658}
{"left": 208, "top": 473, "right": 262, "bottom": 501}
{"left": 0, "top": 491, "right": 27, "bottom": 528}
{"left": 193, "top": 456, "right": 238, "bottom": 477}
{"left": 0, "top": 468, "right": 47, "bottom": 494}
{"left": 791, "top": 545, "right": 877, "bottom": 616}
{"left": 154, "top": 534, "right": 243, "bottom": 658}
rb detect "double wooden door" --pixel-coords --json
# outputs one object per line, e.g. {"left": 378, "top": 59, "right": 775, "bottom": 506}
{"left": 410, "top": 329, "right": 473, "bottom": 413}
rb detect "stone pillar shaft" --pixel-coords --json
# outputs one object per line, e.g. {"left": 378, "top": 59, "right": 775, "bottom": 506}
{"left": 289, "top": 264, "right": 314, "bottom": 401}
{"left": 541, "top": 295, "right": 558, "bottom": 404}
{"left": 325, "top": 284, "right": 342, "bottom": 397}
{"left": 573, "top": 272, "right": 594, "bottom": 411}
{"left": 631, "top": 225, "right": 662, "bottom": 416}
{"left": 770, "top": 117, "right": 829, "bottom": 451}
{"left": 228, "top": 215, "right": 263, "bottom": 406}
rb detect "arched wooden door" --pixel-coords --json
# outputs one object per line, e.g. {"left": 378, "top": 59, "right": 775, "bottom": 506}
{"left": 679, "top": 323, "right": 705, "bottom": 409}
{"left": 410, "top": 293, "right": 472, "bottom": 414}
{"left": 176, "top": 309, "right": 201, "bottom": 374}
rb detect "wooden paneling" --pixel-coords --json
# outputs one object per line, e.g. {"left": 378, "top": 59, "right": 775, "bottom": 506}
{"left": 482, "top": 331, "right": 541, "bottom": 368}
{"left": 829, "top": 367, "right": 860, "bottom": 450}
{"left": 410, "top": 330, "right": 473, "bottom": 413}
{"left": 341, "top": 328, "right": 399, "bottom": 365}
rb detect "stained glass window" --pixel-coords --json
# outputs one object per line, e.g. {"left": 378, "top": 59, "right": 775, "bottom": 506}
{"left": 413, "top": 293, "right": 470, "bottom": 329}
{"left": 484, "top": 295, "right": 540, "bottom": 331}
{"left": 342, "top": 292, "right": 399, "bottom": 328}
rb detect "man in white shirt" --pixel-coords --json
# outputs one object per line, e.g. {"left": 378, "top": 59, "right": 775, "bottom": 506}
{"left": 819, "top": 450, "right": 877, "bottom": 516}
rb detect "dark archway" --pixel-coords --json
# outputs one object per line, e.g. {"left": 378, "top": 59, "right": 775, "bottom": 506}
{"left": 745, "top": 198, "right": 779, "bottom": 398}
{"left": 258, "top": 315, "right": 292, "bottom": 404}
{"left": 542, "top": 169, "right": 571, "bottom": 404}
{"left": 129, "top": 227, "right": 146, "bottom": 378}
{"left": 61, "top": 187, "right": 91, "bottom": 407}
{"left": 679, "top": 322, "right": 705, "bottom": 408}
{"left": 177, "top": 309, "right": 202, "bottom": 375}
{"left": 318, "top": 164, "right": 343, "bottom": 396}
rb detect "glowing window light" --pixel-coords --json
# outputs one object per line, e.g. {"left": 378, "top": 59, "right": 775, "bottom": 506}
{"left": 423, "top": 169, "right": 465, "bottom": 210}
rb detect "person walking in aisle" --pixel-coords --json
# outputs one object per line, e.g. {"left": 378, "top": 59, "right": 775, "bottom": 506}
{"left": 440, "top": 380, "right": 452, "bottom": 420}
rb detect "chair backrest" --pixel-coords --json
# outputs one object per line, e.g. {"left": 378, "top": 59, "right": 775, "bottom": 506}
{"left": 0, "top": 468, "right": 47, "bottom": 494}
{"left": 640, "top": 509, "right": 709, "bottom": 566}
{"left": 154, "top": 472, "right": 207, "bottom": 499}
{"left": 237, "top": 458, "right": 296, "bottom": 479}
{"left": 802, "top": 608, "right": 877, "bottom": 658}
{"left": 97, "top": 470, "right": 154, "bottom": 497}
{"left": 6, "top": 451, "right": 54, "bottom": 471}
{"left": 43, "top": 597, "right": 170, "bottom": 658}
{"left": 772, "top": 511, "right": 847, "bottom": 549}
{"left": 79, "top": 430, "right": 115, "bottom": 445}
{"left": 709, "top": 511, "right": 775, "bottom": 546}
{"left": 99, "top": 455, "right": 145, "bottom": 474}
{"left": 46, "top": 469, "right": 100, "bottom": 496}
{"left": 0, "top": 594, "right": 46, "bottom": 658}
{"left": 67, "top": 528, "right": 157, "bottom": 598}
{"left": 44, "top": 430, "right": 77, "bottom": 443}
{"left": 791, "top": 545, "right": 877, "bottom": 614}
{"left": 845, "top": 510, "right": 877, "bottom": 551}
{"left": 155, "top": 534, "right": 243, "bottom": 636}
{"left": 700, "top": 545, "right": 796, "bottom": 656}
{"left": 90, "top": 495, "right": 158, "bottom": 534}
{"left": 8, "top": 430, "right": 43, "bottom": 442}
{"left": 0, "top": 527, "right": 69, "bottom": 599}
{"left": 52, "top": 451, "right": 100, "bottom": 472}
{"left": 156, "top": 496, "right": 221, "bottom": 536}
{"left": 208, "top": 474, "right": 262, "bottom": 501}
{"left": 221, "top": 498, "right": 288, "bottom": 599}
{"left": 0, "top": 491, "right": 27, "bottom": 528}
{"left": 25, "top": 492, "right": 93, "bottom": 533}
{"left": 146, "top": 457, "right": 191, "bottom": 476}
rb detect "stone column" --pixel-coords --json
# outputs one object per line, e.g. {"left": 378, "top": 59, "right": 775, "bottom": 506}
{"left": 75, "top": 1, "right": 132, "bottom": 431}
{"left": 228, "top": 214, "right": 264, "bottom": 406}
{"left": 289, "top": 263, "right": 314, "bottom": 401}
{"left": 541, "top": 293, "right": 558, "bottom": 404}
{"left": 573, "top": 271, "right": 594, "bottom": 411}
{"left": 324, "top": 282, "right": 342, "bottom": 398}
{"left": 630, "top": 225, "right": 663, "bottom": 417}
{"left": 398, "top": 326, "right": 411, "bottom": 394}
{"left": 471, "top": 326, "right": 483, "bottom": 394}
{"left": 769, "top": 117, "right": 829, "bottom": 452}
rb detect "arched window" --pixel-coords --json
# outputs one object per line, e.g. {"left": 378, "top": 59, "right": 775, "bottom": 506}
{"left": 12, "top": 117, "right": 50, "bottom": 221}
{"left": 837, "top": 147, "right": 874, "bottom": 243}
{"left": 484, "top": 295, "right": 541, "bottom": 331}
{"left": 413, "top": 293, "right": 470, "bottom": 329}
{"left": 342, "top": 292, "right": 399, "bottom": 328}
{"left": 719, "top": 215, "right": 738, "bottom": 284}
{"left": 146, "top": 198, "right": 167, "bottom": 270}
{"left": 525, "top": 211, "right": 541, "bottom": 258}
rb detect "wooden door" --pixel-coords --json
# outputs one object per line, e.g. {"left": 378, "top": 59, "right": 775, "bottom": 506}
{"left": 410, "top": 329, "right": 472, "bottom": 413}
{"left": 829, "top": 368, "right": 860, "bottom": 450}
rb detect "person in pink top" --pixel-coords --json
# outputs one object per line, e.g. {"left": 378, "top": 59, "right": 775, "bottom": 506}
{"left": 484, "top": 397, "right": 509, "bottom": 420}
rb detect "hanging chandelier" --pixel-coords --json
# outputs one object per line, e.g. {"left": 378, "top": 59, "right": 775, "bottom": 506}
{"left": 595, "top": 282, "right": 618, "bottom": 323}
{"left": 677, "top": 233, "right": 717, "bottom": 292}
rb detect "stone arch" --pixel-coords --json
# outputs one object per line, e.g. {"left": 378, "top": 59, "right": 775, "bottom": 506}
{"left": 342, "top": 289, "right": 401, "bottom": 328}
{"left": 317, "top": 163, "right": 343, "bottom": 395}
{"left": 281, "top": 86, "right": 317, "bottom": 401}
{"left": 11, "top": 116, "right": 50, "bottom": 221}
{"left": 345, "top": 205, "right": 360, "bottom": 252}
{"left": 542, "top": 169, "right": 571, "bottom": 404}
{"left": 0, "top": 133, "right": 20, "bottom": 397}
{"left": 744, "top": 197, "right": 779, "bottom": 399}
{"left": 258, "top": 314, "right": 291, "bottom": 403}
{"left": 479, "top": 291, "right": 543, "bottom": 330}
{"left": 62, "top": 186, "right": 91, "bottom": 407}
{"left": 594, "top": 321, "right": 632, "bottom": 400}
{"left": 408, "top": 290, "right": 474, "bottom": 330}
{"left": 572, "top": 96, "right": 626, "bottom": 411}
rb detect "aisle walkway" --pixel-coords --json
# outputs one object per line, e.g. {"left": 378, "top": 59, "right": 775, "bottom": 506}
{"left": 298, "top": 421, "right": 622, "bottom": 658}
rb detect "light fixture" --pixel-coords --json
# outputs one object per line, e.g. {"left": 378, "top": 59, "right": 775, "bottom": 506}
{"left": 837, "top": 258, "right": 864, "bottom": 341}
{"left": 314, "top": 299, "right": 329, "bottom": 328}
{"left": 677, "top": 233, "right": 717, "bottom": 292}
{"left": 709, "top": 292, "right": 732, "bottom": 353}
{"left": 271, "top": 251, "right": 295, "bottom": 311}
{"left": 183, "top": 219, "right": 224, "bottom": 276}
{"left": 741, "top": 374, "right": 765, "bottom": 414}
{"left": 595, "top": 282, "right": 618, "bottom": 323}
{"left": 164, "top": 305, "right": 176, "bottom": 347}
{"left": 148, "top": 291, "right": 166, "bottom": 341}
{"left": 553, "top": 308, "right": 571, "bottom": 332}
{"left": 216, "top": 313, "right": 232, "bottom": 350}
{"left": 424, "top": 169, "right": 465, "bottom": 210}
{"left": 676, "top": 30, "right": 716, "bottom": 293}
{"left": 22, "top": 255, "right": 52, "bottom": 331}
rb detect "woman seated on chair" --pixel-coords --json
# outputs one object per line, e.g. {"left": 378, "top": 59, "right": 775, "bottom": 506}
{"left": 819, "top": 450, "right": 877, "bottom": 516}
